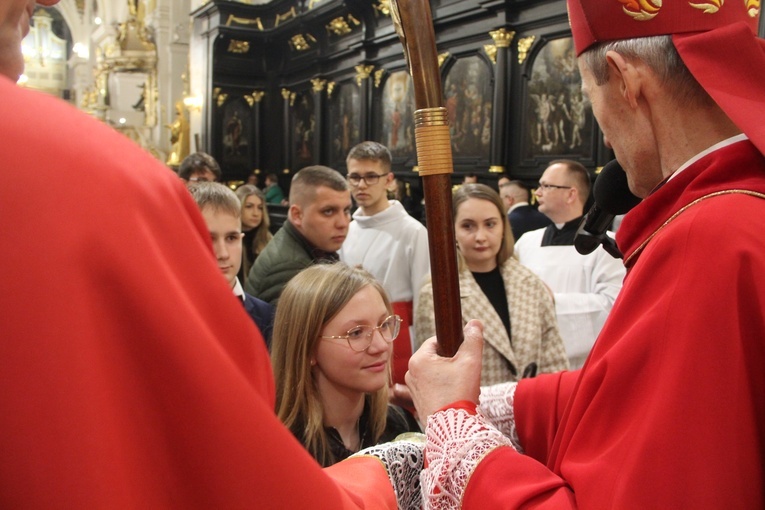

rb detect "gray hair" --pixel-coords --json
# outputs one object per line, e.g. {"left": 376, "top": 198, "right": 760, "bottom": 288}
{"left": 580, "top": 35, "right": 711, "bottom": 108}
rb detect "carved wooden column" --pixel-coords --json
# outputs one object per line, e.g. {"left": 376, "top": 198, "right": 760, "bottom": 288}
{"left": 355, "top": 64, "right": 375, "bottom": 141}
{"left": 311, "top": 78, "right": 327, "bottom": 164}
{"left": 281, "top": 87, "right": 293, "bottom": 173}
{"left": 488, "top": 28, "right": 514, "bottom": 174}
{"left": 250, "top": 90, "right": 265, "bottom": 175}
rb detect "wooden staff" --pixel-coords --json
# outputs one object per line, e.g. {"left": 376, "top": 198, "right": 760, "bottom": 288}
{"left": 390, "top": 0, "right": 463, "bottom": 356}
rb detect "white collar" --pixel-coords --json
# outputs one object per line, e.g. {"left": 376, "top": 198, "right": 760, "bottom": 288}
{"left": 232, "top": 277, "right": 246, "bottom": 301}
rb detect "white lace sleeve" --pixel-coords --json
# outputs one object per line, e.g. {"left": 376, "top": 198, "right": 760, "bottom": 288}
{"left": 477, "top": 382, "right": 522, "bottom": 451}
{"left": 421, "top": 407, "right": 516, "bottom": 509}
{"left": 352, "top": 434, "right": 425, "bottom": 510}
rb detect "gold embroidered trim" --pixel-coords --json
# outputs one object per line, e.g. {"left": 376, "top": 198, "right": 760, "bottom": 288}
{"left": 623, "top": 189, "right": 765, "bottom": 266}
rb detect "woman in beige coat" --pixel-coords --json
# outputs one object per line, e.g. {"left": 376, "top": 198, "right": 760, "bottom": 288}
{"left": 415, "top": 184, "right": 568, "bottom": 385}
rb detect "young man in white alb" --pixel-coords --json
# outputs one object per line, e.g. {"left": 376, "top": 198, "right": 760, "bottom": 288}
{"left": 339, "top": 141, "right": 429, "bottom": 385}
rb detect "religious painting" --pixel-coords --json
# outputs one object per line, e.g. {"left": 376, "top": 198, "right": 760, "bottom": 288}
{"left": 523, "top": 37, "right": 594, "bottom": 159}
{"left": 292, "top": 91, "right": 315, "bottom": 167}
{"left": 443, "top": 55, "right": 493, "bottom": 158}
{"left": 328, "top": 81, "right": 361, "bottom": 165}
{"left": 380, "top": 70, "right": 415, "bottom": 158}
{"left": 221, "top": 97, "right": 252, "bottom": 173}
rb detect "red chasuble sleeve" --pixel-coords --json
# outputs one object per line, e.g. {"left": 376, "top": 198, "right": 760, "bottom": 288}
{"left": 0, "top": 77, "right": 395, "bottom": 509}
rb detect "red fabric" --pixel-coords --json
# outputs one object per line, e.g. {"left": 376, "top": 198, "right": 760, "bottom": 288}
{"left": 567, "top": 0, "right": 759, "bottom": 55}
{"left": 674, "top": 24, "right": 765, "bottom": 157}
{"left": 0, "top": 77, "right": 395, "bottom": 508}
{"left": 391, "top": 300, "right": 414, "bottom": 385}
{"left": 461, "top": 140, "right": 765, "bottom": 508}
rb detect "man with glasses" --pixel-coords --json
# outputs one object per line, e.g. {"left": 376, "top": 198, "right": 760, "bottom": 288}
{"left": 339, "top": 141, "right": 429, "bottom": 385}
{"left": 514, "top": 159, "right": 624, "bottom": 368}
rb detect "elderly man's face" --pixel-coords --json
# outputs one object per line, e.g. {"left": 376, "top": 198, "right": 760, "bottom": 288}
{"left": 0, "top": 1, "right": 60, "bottom": 81}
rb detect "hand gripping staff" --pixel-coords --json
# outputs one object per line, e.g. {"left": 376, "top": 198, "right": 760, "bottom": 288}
{"left": 390, "top": 0, "right": 463, "bottom": 356}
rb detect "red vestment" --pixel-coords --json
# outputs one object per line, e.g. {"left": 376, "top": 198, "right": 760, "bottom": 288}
{"left": 462, "top": 140, "right": 765, "bottom": 508}
{"left": 0, "top": 77, "right": 395, "bottom": 508}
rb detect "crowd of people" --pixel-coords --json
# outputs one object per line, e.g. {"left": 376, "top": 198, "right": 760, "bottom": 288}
{"left": 3, "top": 0, "right": 764, "bottom": 507}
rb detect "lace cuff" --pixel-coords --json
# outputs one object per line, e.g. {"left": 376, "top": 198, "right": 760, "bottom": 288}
{"left": 421, "top": 408, "right": 516, "bottom": 509}
{"left": 352, "top": 434, "right": 425, "bottom": 510}
{"left": 477, "top": 381, "right": 522, "bottom": 451}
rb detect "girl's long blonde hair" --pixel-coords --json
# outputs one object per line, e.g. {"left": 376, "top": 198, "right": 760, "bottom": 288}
{"left": 271, "top": 263, "right": 392, "bottom": 466}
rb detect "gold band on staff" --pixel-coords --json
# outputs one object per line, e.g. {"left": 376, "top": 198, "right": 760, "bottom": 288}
{"left": 414, "top": 107, "right": 453, "bottom": 177}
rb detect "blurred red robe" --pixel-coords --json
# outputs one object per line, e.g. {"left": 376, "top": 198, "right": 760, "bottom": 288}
{"left": 0, "top": 76, "right": 395, "bottom": 508}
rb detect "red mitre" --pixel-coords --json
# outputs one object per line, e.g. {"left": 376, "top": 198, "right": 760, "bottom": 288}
{"left": 567, "top": 0, "right": 765, "bottom": 155}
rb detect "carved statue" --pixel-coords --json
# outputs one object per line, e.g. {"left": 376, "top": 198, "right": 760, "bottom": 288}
{"left": 166, "top": 101, "right": 190, "bottom": 167}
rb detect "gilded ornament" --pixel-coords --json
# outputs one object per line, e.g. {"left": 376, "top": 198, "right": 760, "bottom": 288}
{"left": 489, "top": 28, "right": 515, "bottom": 48}
{"left": 311, "top": 78, "right": 327, "bottom": 93}
{"left": 327, "top": 17, "right": 352, "bottom": 36}
{"left": 289, "top": 33, "right": 316, "bottom": 51}
{"left": 483, "top": 44, "right": 497, "bottom": 65}
{"left": 281, "top": 88, "right": 291, "bottom": 100}
{"left": 227, "top": 40, "right": 250, "bottom": 54}
{"left": 374, "top": 0, "right": 392, "bottom": 16}
{"left": 355, "top": 64, "right": 375, "bottom": 86}
{"left": 251, "top": 91, "right": 265, "bottom": 103}
{"left": 517, "top": 36, "right": 535, "bottom": 64}
{"left": 374, "top": 69, "right": 385, "bottom": 88}
{"left": 225, "top": 15, "right": 264, "bottom": 30}
{"left": 327, "top": 81, "right": 336, "bottom": 98}
{"left": 275, "top": 7, "right": 297, "bottom": 27}
{"left": 438, "top": 52, "right": 450, "bottom": 68}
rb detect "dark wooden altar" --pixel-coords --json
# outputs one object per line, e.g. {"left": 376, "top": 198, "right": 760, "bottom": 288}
{"left": 190, "top": 0, "right": 612, "bottom": 196}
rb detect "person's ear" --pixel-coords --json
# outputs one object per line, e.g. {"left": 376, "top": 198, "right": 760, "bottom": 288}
{"left": 289, "top": 203, "right": 302, "bottom": 226}
{"left": 605, "top": 50, "right": 642, "bottom": 109}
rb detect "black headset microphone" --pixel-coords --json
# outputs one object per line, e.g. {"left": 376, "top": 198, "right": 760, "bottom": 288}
{"left": 574, "top": 160, "right": 642, "bottom": 258}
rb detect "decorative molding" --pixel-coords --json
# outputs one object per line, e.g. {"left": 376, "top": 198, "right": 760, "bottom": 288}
{"left": 227, "top": 39, "right": 250, "bottom": 54}
{"left": 437, "top": 52, "right": 450, "bottom": 68}
{"left": 483, "top": 44, "right": 497, "bottom": 65}
{"left": 225, "top": 15, "right": 264, "bottom": 30}
{"left": 326, "top": 15, "right": 360, "bottom": 36}
{"left": 275, "top": 7, "right": 297, "bottom": 27}
{"left": 518, "top": 36, "right": 536, "bottom": 64}
{"left": 289, "top": 33, "right": 317, "bottom": 51}
{"left": 374, "top": 69, "right": 385, "bottom": 88}
{"left": 290, "top": 92, "right": 296, "bottom": 107}
{"left": 251, "top": 90, "right": 266, "bottom": 103}
{"left": 489, "top": 28, "right": 515, "bottom": 48}
{"left": 308, "top": 0, "right": 324, "bottom": 8}
{"left": 311, "top": 78, "right": 327, "bottom": 93}
{"left": 489, "top": 165, "right": 505, "bottom": 173}
{"left": 327, "top": 81, "right": 336, "bottom": 98}
{"left": 281, "top": 88, "right": 291, "bottom": 100}
{"left": 355, "top": 64, "right": 375, "bottom": 86}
